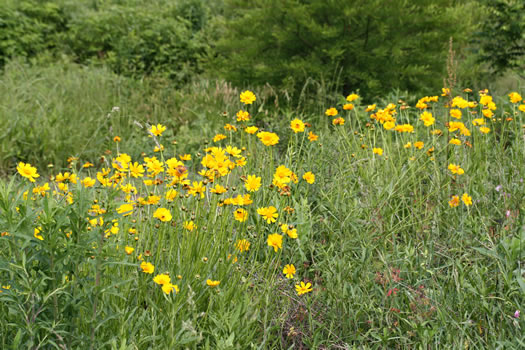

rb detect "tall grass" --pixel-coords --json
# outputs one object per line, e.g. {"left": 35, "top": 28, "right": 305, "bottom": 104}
{"left": 1, "top": 64, "right": 524, "bottom": 348}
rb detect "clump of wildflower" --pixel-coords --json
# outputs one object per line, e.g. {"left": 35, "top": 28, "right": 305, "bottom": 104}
{"left": 206, "top": 279, "right": 221, "bottom": 287}
{"left": 240, "top": 90, "right": 256, "bottom": 104}
{"left": 256, "top": 131, "right": 279, "bottom": 146}
{"left": 308, "top": 131, "right": 319, "bottom": 142}
{"left": 509, "top": 92, "right": 522, "bottom": 103}
{"left": 267, "top": 233, "right": 283, "bottom": 252}
{"left": 448, "top": 195, "right": 460, "bottom": 208}
{"left": 117, "top": 203, "right": 133, "bottom": 216}
{"left": 236, "top": 110, "right": 250, "bottom": 121}
{"left": 257, "top": 206, "right": 278, "bottom": 223}
{"left": 290, "top": 118, "right": 305, "bottom": 133}
{"left": 245, "top": 126, "right": 259, "bottom": 134}
{"left": 245, "top": 174, "right": 262, "bottom": 192}
{"left": 461, "top": 193, "right": 472, "bottom": 206}
{"left": 235, "top": 239, "right": 251, "bottom": 253}
{"left": 184, "top": 221, "right": 197, "bottom": 231}
{"left": 34, "top": 227, "right": 44, "bottom": 241}
{"left": 332, "top": 117, "right": 345, "bottom": 125}
{"left": 153, "top": 208, "right": 172, "bottom": 222}
{"left": 325, "top": 108, "right": 338, "bottom": 116}
{"left": 295, "top": 281, "right": 313, "bottom": 295}
{"left": 234, "top": 208, "right": 248, "bottom": 222}
{"left": 17, "top": 162, "right": 39, "bottom": 182}
{"left": 140, "top": 262, "right": 155, "bottom": 274}
{"left": 283, "top": 264, "right": 296, "bottom": 279}
{"left": 150, "top": 124, "right": 166, "bottom": 137}
{"left": 420, "top": 111, "right": 435, "bottom": 127}
{"left": 448, "top": 163, "right": 464, "bottom": 175}
{"left": 303, "top": 172, "right": 315, "bottom": 184}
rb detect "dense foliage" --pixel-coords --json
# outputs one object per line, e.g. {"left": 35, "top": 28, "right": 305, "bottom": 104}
{"left": 213, "top": 0, "right": 476, "bottom": 98}
{"left": 478, "top": 0, "right": 525, "bottom": 76}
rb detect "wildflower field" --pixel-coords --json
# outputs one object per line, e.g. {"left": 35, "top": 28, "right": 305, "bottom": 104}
{"left": 1, "top": 66, "right": 525, "bottom": 348}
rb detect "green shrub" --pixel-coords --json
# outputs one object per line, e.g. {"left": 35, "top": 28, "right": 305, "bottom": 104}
{"left": 212, "top": 0, "right": 479, "bottom": 99}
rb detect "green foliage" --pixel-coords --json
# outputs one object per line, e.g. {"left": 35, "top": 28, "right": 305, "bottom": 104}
{"left": 0, "top": 0, "right": 212, "bottom": 83}
{"left": 478, "top": 0, "right": 525, "bottom": 76}
{"left": 0, "top": 0, "right": 68, "bottom": 67}
{"left": 213, "top": 0, "right": 477, "bottom": 99}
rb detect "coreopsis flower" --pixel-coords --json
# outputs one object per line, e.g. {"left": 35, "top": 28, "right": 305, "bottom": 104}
{"left": 240, "top": 90, "right": 256, "bottom": 104}
{"left": 395, "top": 124, "right": 414, "bottom": 133}
{"left": 210, "top": 184, "right": 227, "bottom": 194}
{"left": 480, "top": 95, "right": 493, "bottom": 106}
{"left": 404, "top": 142, "right": 412, "bottom": 149}
{"left": 283, "top": 264, "right": 296, "bottom": 279}
{"left": 325, "top": 107, "right": 338, "bottom": 116}
{"left": 441, "top": 88, "right": 450, "bottom": 96}
{"left": 235, "top": 239, "right": 251, "bottom": 253}
{"left": 450, "top": 109, "right": 462, "bottom": 119}
{"left": 188, "top": 181, "right": 206, "bottom": 198}
{"left": 365, "top": 104, "right": 376, "bottom": 112}
{"left": 32, "top": 183, "right": 50, "bottom": 197}
{"left": 83, "top": 162, "right": 94, "bottom": 168}
{"left": 236, "top": 110, "right": 250, "bottom": 121}
{"left": 206, "top": 279, "right": 221, "bottom": 287}
{"left": 125, "top": 246, "right": 135, "bottom": 255}
{"left": 153, "top": 208, "right": 172, "bottom": 222}
{"left": 482, "top": 109, "right": 494, "bottom": 118}
{"left": 302, "top": 172, "right": 315, "bottom": 184}
{"left": 519, "top": 105, "right": 525, "bottom": 112}
{"left": 420, "top": 111, "right": 435, "bottom": 127}
{"left": 234, "top": 208, "right": 248, "bottom": 222}
{"left": 116, "top": 203, "right": 133, "bottom": 216}
{"left": 449, "top": 138, "right": 461, "bottom": 145}
{"left": 113, "top": 136, "right": 121, "bottom": 142}
{"left": 479, "top": 127, "right": 490, "bottom": 134}
{"left": 343, "top": 103, "right": 354, "bottom": 110}
{"left": 179, "top": 154, "right": 191, "bottom": 161}
{"left": 256, "top": 131, "right": 279, "bottom": 146}
{"left": 34, "top": 227, "right": 44, "bottom": 241}
{"left": 140, "top": 262, "right": 155, "bottom": 274}
{"left": 308, "top": 131, "right": 318, "bottom": 142}
{"left": 17, "top": 162, "right": 39, "bottom": 182}
{"left": 509, "top": 92, "right": 522, "bottom": 103}
{"left": 257, "top": 206, "right": 278, "bottom": 223}
{"left": 451, "top": 96, "right": 469, "bottom": 109}
{"left": 383, "top": 121, "right": 395, "bottom": 130}
{"left": 82, "top": 177, "right": 96, "bottom": 188}
{"left": 224, "top": 123, "right": 237, "bottom": 132}
{"left": 346, "top": 93, "right": 359, "bottom": 102}
{"left": 162, "top": 283, "right": 179, "bottom": 295}
{"left": 184, "top": 221, "right": 196, "bottom": 231}
{"left": 448, "top": 163, "right": 464, "bottom": 175}
{"left": 332, "top": 117, "right": 345, "bottom": 125}
{"left": 165, "top": 189, "right": 178, "bottom": 202}
{"left": 448, "top": 195, "right": 460, "bottom": 208}
{"left": 373, "top": 148, "right": 383, "bottom": 156}
{"left": 461, "top": 193, "right": 472, "bottom": 206}
{"left": 150, "top": 124, "right": 166, "bottom": 137}
{"left": 245, "top": 174, "right": 262, "bottom": 192}
{"left": 245, "top": 126, "right": 259, "bottom": 134}
{"left": 290, "top": 118, "right": 305, "bottom": 133}
{"left": 153, "top": 274, "right": 171, "bottom": 285}
{"left": 129, "top": 162, "right": 145, "bottom": 178}
{"left": 213, "top": 134, "right": 227, "bottom": 142}
{"left": 267, "top": 233, "right": 283, "bottom": 252}
{"left": 154, "top": 145, "right": 164, "bottom": 152}
{"left": 295, "top": 281, "right": 313, "bottom": 295}
{"left": 414, "top": 141, "right": 424, "bottom": 150}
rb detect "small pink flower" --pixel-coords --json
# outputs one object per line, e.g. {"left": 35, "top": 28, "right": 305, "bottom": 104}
{"left": 514, "top": 310, "right": 520, "bottom": 318}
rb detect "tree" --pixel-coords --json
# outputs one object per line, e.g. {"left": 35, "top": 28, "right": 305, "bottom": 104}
{"left": 212, "top": 0, "right": 476, "bottom": 99}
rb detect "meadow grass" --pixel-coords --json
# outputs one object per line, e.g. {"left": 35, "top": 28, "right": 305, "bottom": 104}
{"left": 1, "top": 70, "right": 524, "bottom": 349}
